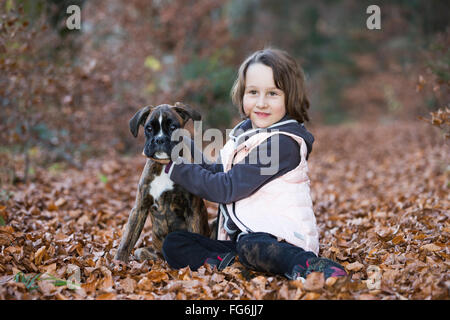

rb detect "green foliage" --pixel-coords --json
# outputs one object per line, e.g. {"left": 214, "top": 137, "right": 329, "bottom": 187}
{"left": 48, "top": 162, "right": 66, "bottom": 173}
{"left": 144, "top": 56, "right": 162, "bottom": 71}
{"left": 98, "top": 173, "right": 108, "bottom": 184}
{"left": 14, "top": 271, "right": 81, "bottom": 291}
{"left": 181, "top": 53, "right": 236, "bottom": 128}
{"left": 182, "top": 56, "right": 235, "bottom": 100}
{"left": 14, "top": 272, "right": 41, "bottom": 291}
{"left": 7, "top": 0, "right": 46, "bottom": 20}
{"left": 384, "top": 85, "right": 402, "bottom": 114}
{"left": 206, "top": 104, "right": 234, "bottom": 129}
{"left": 426, "top": 40, "right": 450, "bottom": 83}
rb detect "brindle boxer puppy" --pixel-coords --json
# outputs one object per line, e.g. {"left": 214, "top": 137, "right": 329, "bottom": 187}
{"left": 114, "top": 102, "right": 210, "bottom": 262}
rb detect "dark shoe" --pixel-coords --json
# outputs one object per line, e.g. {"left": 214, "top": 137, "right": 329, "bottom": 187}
{"left": 305, "top": 257, "right": 347, "bottom": 279}
{"left": 204, "top": 252, "right": 236, "bottom": 271}
{"left": 286, "top": 257, "right": 347, "bottom": 281}
{"left": 285, "top": 264, "right": 307, "bottom": 280}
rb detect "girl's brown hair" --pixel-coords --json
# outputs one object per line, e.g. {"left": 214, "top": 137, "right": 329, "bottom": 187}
{"left": 231, "top": 48, "right": 310, "bottom": 123}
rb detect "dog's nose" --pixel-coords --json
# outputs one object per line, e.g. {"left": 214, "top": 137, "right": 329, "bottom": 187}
{"left": 155, "top": 136, "right": 165, "bottom": 145}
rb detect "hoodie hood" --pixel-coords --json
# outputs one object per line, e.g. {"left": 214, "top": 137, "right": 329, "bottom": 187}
{"left": 229, "top": 114, "right": 315, "bottom": 158}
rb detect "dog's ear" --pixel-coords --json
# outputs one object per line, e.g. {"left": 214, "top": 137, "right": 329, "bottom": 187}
{"left": 173, "top": 102, "right": 202, "bottom": 123}
{"left": 129, "top": 105, "right": 153, "bottom": 137}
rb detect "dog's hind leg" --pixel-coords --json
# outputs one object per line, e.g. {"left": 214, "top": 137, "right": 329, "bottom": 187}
{"left": 187, "top": 196, "right": 211, "bottom": 238}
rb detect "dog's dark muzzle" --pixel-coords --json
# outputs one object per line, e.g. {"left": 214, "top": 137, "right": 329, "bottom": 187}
{"left": 144, "top": 136, "right": 173, "bottom": 159}
{"left": 154, "top": 136, "right": 166, "bottom": 146}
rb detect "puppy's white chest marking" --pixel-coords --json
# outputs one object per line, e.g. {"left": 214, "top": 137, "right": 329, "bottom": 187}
{"left": 149, "top": 165, "right": 174, "bottom": 201}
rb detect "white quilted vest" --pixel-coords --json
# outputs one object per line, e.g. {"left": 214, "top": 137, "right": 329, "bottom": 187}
{"left": 217, "top": 129, "right": 319, "bottom": 254}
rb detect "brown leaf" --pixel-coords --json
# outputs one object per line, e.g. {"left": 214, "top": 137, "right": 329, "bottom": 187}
{"left": 29, "top": 206, "right": 40, "bottom": 216}
{"left": 96, "top": 292, "right": 116, "bottom": 300}
{"left": 345, "top": 261, "right": 364, "bottom": 272}
{"left": 304, "top": 272, "right": 324, "bottom": 291}
{"left": 147, "top": 270, "right": 169, "bottom": 283}
{"left": 420, "top": 243, "right": 442, "bottom": 252}
{"left": 0, "top": 226, "right": 15, "bottom": 246}
{"left": 66, "top": 264, "right": 81, "bottom": 284}
{"left": 391, "top": 234, "right": 405, "bottom": 245}
{"left": 81, "top": 280, "right": 97, "bottom": 295}
{"left": 55, "top": 292, "right": 68, "bottom": 300}
{"left": 290, "top": 279, "right": 304, "bottom": 290}
{"left": 46, "top": 202, "right": 58, "bottom": 211}
{"left": 34, "top": 246, "right": 46, "bottom": 266}
{"left": 325, "top": 276, "right": 338, "bottom": 287}
{"left": 358, "top": 293, "right": 379, "bottom": 300}
{"left": 137, "top": 277, "right": 153, "bottom": 291}
{"left": 38, "top": 280, "right": 57, "bottom": 296}
{"left": 77, "top": 214, "right": 91, "bottom": 226}
{"left": 210, "top": 272, "right": 225, "bottom": 284}
{"left": 119, "top": 277, "right": 136, "bottom": 294}
{"left": 177, "top": 266, "right": 191, "bottom": 281}
{"left": 250, "top": 275, "right": 267, "bottom": 291}
{"left": 375, "top": 227, "right": 394, "bottom": 241}
{"left": 303, "top": 292, "right": 321, "bottom": 300}
{"left": 413, "top": 233, "right": 428, "bottom": 240}
{"left": 278, "top": 283, "right": 290, "bottom": 299}
{"left": 99, "top": 267, "right": 113, "bottom": 290}
{"left": 54, "top": 198, "right": 67, "bottom": 207}
{"left": 101, "top": 160, "right": 121, "bottom": 174}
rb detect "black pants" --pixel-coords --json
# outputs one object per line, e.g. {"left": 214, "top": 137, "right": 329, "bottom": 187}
{"left": 161, "top": 231, "right": 317, "bottom": 276}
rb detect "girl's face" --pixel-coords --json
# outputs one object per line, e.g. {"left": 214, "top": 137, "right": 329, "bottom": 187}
{"left": 243, "top": 63, "right": 286, "bottom": 129}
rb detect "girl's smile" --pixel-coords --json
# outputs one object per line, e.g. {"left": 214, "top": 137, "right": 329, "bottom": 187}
{"left": 243, "top": 63, "right": 286, "bottom": 128}
{"left": 255, "top": 111, "right": 270, "bottom": 118}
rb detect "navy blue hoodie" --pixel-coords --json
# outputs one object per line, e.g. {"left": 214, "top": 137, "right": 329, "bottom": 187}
{"left": 168, "top": 114, "right": 314, "bottom": 205}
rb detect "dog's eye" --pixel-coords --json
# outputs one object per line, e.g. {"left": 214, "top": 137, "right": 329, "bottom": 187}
{"left": 170, "top": 124, "right": 177, "bottom": 131}
{"left": 145, "top": 126, "right": 152, "bottom": 133}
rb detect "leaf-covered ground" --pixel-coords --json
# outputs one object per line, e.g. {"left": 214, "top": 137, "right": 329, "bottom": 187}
{"left": 0, "top": 121, "right": 448, "bottom": 300}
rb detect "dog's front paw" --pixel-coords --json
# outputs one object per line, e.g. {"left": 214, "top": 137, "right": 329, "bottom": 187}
{"left": 134, "top": 247, "right": 159, "bottom": 261}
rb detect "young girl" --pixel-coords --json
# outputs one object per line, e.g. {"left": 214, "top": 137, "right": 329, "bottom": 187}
{"left": 162, "top": 48, "right": 347, "bottom": 280}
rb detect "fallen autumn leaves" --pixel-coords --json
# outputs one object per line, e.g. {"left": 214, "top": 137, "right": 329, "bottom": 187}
{"left": 0, "top": 121, "right": 448, "bottom": 300}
